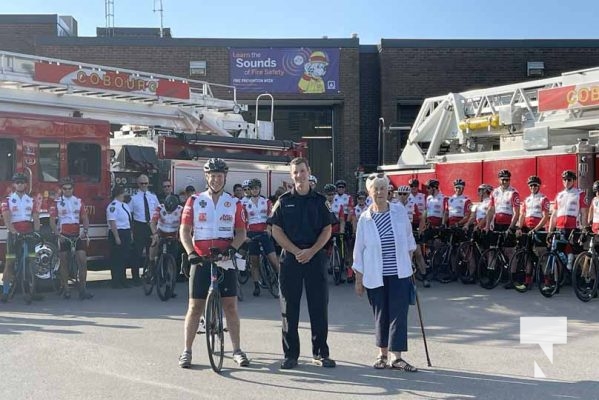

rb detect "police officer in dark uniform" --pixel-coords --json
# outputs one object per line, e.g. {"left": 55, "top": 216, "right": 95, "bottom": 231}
{"left": 271, "top": 157, "right": 335, "bottom": 370}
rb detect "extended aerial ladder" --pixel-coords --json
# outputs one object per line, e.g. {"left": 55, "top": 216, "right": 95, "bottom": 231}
{"left": 394, "top": 66, "right": 599, "bottom": 168}
{"left": 0, "top": 50, "right": 274, "bottom": 139}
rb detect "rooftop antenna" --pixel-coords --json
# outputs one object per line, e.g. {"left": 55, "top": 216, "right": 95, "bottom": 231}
{"left": 105, "top": 0, "right": 115, "bottom": 37}
{"left": 153, "top": 0, "right": 164, "bottom": 38}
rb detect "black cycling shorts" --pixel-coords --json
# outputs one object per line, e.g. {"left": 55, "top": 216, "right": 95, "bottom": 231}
{"left": 189, "top": 262, "right": 237, "bottom": 300}
{"left": 247, "top": 231, "right": 276, "bottom": 256}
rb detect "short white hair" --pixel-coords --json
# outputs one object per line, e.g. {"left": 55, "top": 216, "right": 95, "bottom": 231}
{"left": 365, "top": 173, "right": 390, "bottom": 192}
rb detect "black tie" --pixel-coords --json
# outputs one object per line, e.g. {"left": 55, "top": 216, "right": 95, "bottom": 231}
{"left": 144, "top": 192, "right": 150, "bottom": 222}
{"left": 122, "top": 204, "right": 132, "bottom": 223}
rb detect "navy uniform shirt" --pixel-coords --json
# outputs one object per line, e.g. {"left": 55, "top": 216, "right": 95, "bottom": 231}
{"left": 270, "top": 188, "right": 332, "bottom": 247}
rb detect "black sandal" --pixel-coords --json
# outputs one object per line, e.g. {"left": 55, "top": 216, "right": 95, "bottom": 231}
{"left": 390, "top": 358, "right": 418, "bottom": 372}
{"left": 373, "top": 355, "right": 387, "bottom": 369}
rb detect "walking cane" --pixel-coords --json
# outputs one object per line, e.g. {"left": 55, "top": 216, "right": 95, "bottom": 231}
{"left": 412, "top": 274, "right": 432, "bottom": 367}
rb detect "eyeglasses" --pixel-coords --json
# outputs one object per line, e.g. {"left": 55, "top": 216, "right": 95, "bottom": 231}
{"left": 62, "top": 186, "right": 73, "bottom": 190}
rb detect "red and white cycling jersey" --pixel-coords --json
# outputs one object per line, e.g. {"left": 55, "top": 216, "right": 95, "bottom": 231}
{"left": 490, "top": 186, "right": 520, "bottom": 225}
{"left": 591, "top": 197, "right": 599, "bottom": 233}
{"left": 475, "top": 197, "right": 491, "bottom": 224}
{"left": 408, "top": 192, "right": 426, "bottom": 214}
{"left": 327, "top": 200, "right": 346, "bottom": 234}
{"left": 522, "top": 193, "right": 550, "bottom": 229}
{"left": 182, "top": 191, "right": 245, "bottom": 256}
{"left": 446, "top": 194, "right": 472, "bottom": 225}
{"left": 152, "top": 204, "right": 183, "bottom": 234}
{"left": 426, "top": 192, "right": 447, "bottom": 227}
{"left": 242, "top": 195, "right": 272, "bottom": 232}
{"left": 554, "top": 188, "right": 586, "bottom": 229}
{"left": 1, "top": 192, "right": 39, "bottom": 233}
{"left": 50, "top": 195, "right": 86, "bottom": 235}
{"left": 404, "top": 202, "right": 421, "bottom": 226}
{"left": 353, "top": 203, "right": 368, "bottom": 221}
{"left": 333, "top": 193, "right": 354, "bottom": 215}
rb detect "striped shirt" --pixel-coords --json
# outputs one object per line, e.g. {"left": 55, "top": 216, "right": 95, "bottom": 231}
{"left": 371, "top": 209, "right": 397, "bottom": 276}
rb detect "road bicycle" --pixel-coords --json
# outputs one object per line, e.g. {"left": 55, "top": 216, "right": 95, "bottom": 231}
{"left": 477, "top": 230, "right": 515, "bottom": 289}
{"left": 431, "top": 227, "right": 466, "bottom": 283}
{"left": 536, "top": 231, "right": 571, "bottom": 298}
{"left": 251, "top": 233, "right": 279, "bottom": 298}
{"left": 454, "top": 229, "right": 485, "bottom": 284}
{"left": 7, "top": 232, "right": 40, "bottom": 304}
{"left": 154, "top": 236, "right": 178, "bottom": 301}
{"left": 571, "top": 232, "right": 598, "bottom": 302}
{"left": 509, "top": 230, "right": 545, "bottom": 293}
{"left": 329, "top": 234, "right": 344, "bottom": 285}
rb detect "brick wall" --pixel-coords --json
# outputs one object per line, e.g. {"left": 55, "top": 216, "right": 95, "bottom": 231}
{"left": 359, "top": 47, "right": 381, "bottom": 170}
{"left": 0, "top": 23, "right": 56, "bottom": 54}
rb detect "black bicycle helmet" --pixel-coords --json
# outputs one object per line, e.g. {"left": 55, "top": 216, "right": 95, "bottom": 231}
{"left": 477, "top": 183, "right": 492, "bottom": 193}
{"left": 324, "top": 183, "right": 336, "bottom": 193}
{"left": 498, "top": 169, "right": 511, "bottom": 178}
{"left": 59, "top": 176, "right": 74, "bottom": 186}
{"left": 527, "top": 175, "right": 541, "bottom": 186}
{"left": 335, "top": 179, "right": 347, "bottom": 188}
{"left": 408, "top": 178, "right": 419, "bottom": 188}
{"left": 453, "top": 178, "right": 466, "bottom": 187}
{"left": 593, "top": 181, "right": 599, "bottom": 193}
{"left": 425, "top": 179, "right": 439, "bottom": 189}
{"left": 249, "top": 178, "right": 262, "bottom": 188}
{"left": 203, "top": 158, "right": 229, "bottom": 173}
{"left": 397, "top": 185, "right": 411, "bottom": 194}
{"left": 12, "top": 172, "right": 27, "bottom": 182}
{"left": 561, "top": 170, "right": 576, "bottom": 180}
{"left": 164, "top": 195, "right": 179, "bottom": 213}
{"left": 356, "top": 190, "right": 367, "bottom": 198}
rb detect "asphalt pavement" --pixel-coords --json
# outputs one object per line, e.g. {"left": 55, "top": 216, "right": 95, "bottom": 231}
{"left": 1, "top": 271, "right": 598, "bottom": 400}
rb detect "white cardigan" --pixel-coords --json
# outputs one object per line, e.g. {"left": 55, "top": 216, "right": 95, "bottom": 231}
{"left": 352, "top": 202, "right": 416, "bottom": 289}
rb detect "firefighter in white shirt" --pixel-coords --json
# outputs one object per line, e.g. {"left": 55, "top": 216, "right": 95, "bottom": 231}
{"left": 1, "top": 172, "right": 41, "bottom": 303}
{"left": 149, "top": 194, "right": 183, "bottom": 298}
{"left": 243, "top": 178, "right": 280, "bottom": 297}
{"left": 49, "top": 177, "right": 92, "bottom": 300}
{"left": 178, "top": 158, "right": 249, "bottom": 369}
{"left": 129, "top": 174, "right": 160, "bottom": 284}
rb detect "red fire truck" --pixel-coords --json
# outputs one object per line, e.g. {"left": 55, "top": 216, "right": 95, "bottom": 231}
{"left": 0, "top": 51, "right": 303, "bottom": 271}
{"left": 380, "top": 66, "right": 599, "bottom": 203}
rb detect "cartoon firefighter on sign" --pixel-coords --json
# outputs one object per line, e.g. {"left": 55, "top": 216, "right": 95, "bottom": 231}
{"left": 298, "top": 51, "right": 329, "bottom": 93}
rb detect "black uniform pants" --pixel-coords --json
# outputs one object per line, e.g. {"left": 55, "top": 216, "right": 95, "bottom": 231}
{"left": 279, "top": 249, "right": 329, "bottom": 360}
{"left": 132, "top": 221, "right": 152, "bottom": 279}
{"left": 109, "top": 229, "right": 131, "bottom": 285}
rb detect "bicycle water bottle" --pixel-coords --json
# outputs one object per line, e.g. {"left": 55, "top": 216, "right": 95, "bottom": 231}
{"left": 558, "top": 252, "right": 567, "bottom": 266}
{"left": 566, "top": 253, "right": 575, "bottom": 271}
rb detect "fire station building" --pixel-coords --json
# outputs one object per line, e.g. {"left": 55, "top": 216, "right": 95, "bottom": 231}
{"left": 3, "top": 14, "right": 599, "bottom": 190}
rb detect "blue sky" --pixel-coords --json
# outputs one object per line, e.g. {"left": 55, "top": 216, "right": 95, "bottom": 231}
{"left": 2, "top": 0, "right": 599, "bottom": 44}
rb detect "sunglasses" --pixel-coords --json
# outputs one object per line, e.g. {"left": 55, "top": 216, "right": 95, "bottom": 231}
{"left": 62, "top": 186, "right": 73, "bottom": 190}
{"left": 563, "top": 178, "right": 573, "bottom": 182}
{"left": 500, "top": 178, "right": 510, "bottom": 182}
{"left": 398, "top": 193, "right": 409, "bottom": 196}
{"left": 529, "top": 184, "right": 539, "bottom": 187}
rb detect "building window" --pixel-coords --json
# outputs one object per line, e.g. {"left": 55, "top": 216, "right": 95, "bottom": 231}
{"left": 0, "top": 139, "right": 15, "bottom": 181}
{"left": 39, "top": 141, "right": 60, "bottom": 182}
{"left": 190, "top": 61, "right": 207, "bottom": 76}
{"left": 67, "top": 142, "right": 101, "bottom": 183}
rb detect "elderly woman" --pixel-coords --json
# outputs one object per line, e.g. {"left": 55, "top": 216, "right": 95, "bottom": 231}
{"left": 352, "top": 173, "right": 418, "bottom": 371}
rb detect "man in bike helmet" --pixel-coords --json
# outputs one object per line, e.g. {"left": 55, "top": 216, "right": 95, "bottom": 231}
{"left": 178, "top": 158, "right": 250, "bottom": 368}
{"left": 473, "top": 184, "right": 493, "bottom": 230}
{"left": 424, "top": 179, "right": 445, "bottom": 228}
{"left": 242, "top": 178, "right": 280, "bottom": 297}
{"left": 512, "top": 176, "right": 550, "bottom": 291}
{"left": 309, "top": 175, "right": 318, "bottom": 190}
{"left": 408, "top": 178, "right": 426, "bottom": 217}
{"left": 49, "top": 176, "right": 93, "bottom": 300}
{"left": 242, "top": 179, "right": 252, "bottom": 199}
{"left": 149, "top": 194, "right": 184, "bottom": 299}
{"left": 588, "top": 180, "right": 599, "bottom": 234}
{"left": 1, "top": 172, "right": 41, "bottom": 303}
{"left": 444, "top": 179, "right": 472, "bottom": 228}
{"left": 351, "top": 191, "right": 368, "bottom": 233}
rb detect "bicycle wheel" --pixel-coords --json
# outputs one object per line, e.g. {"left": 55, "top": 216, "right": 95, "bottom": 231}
{"left": 260, "top": 255, "right": 279, "bottom": 298}
{"left": 477, "top": 248, "right": 503, "bottom": 289}
{"left": 156, "top": 254, "right": 175, "bottom": 301}
{"left": 572, "top": 252, "right": 598, "bottom": 302}
{"left": 537, "top": 252, "right": 561, "bottom": 298}
{"left": 142, "top": 260, "right": 154, "bottom": 296}
{"left": 331, "top": 246, "right": 342, "bottom": 285}
{"left": 510, "top": 249, "right": 534, "bottom": 293}
{"left": 205, "top": 290, "right": 225, "bottom": 373}
{"left": 432, "top": 244, "right": 453, "bottom": 283}
{"left": 237, "top": 268, "right": 250, "bottom": 285}
{"left": 455, "top": 242, "right": 475, "bottom": 282}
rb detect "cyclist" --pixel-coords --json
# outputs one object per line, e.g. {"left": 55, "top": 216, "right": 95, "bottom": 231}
{"left": 334, "top": 179, "right": 354, "bottom": 217}
{"left": 486, "top": 169, "right": 520, "bottom": 289}
{"left": 1, "top": 172, "right": 42, "bottom": 303}
{"left": 233, "top": 183, "right": 244, "bottom": 200}
{"left": 309, "top": 175, "right": 318, "bottom": 190}
{"left": 397, "top": 185, "right": 430, "bottom": 287}
{"left": 547, "top": 170, "right": 588, "bottom": 277}
{"left": 444, "top": 179, "right": 472, "bottom": 228}
{"left": 149, "top": 194, "right": 183, "bottom": 298}
{"left": 424, "top": 179, "right": 446, "bottom": 229}
{"left": 179, "top": 158, "right": 249, "bottom": 368}
{"left": 242, "top": 178, "right": 280, "bottom": 297}
{"left": 242, "top": 179, "right": 252, "bottom": 200}
{"left": 387, "top": 184, "right": 397, "bottom": 203}
{"left": 588, "top": 180, "right": 599, "bottom": 233}
{"left": 513, "top": 175, "right": 550, "bottom": 290}
{"left": 351, "top": 191, "right": 368, "bottom": 233}
{"left": 325, "top": 183, "right": 352, "bottom": 282}
{"left": 49, "top": 177, "right": 93, "bottom": 300}
{"left": 408, "top": 178, "right": 426, "bottom": 217}
{"left": 470, "top": 184, "right": 493, "bottom": 230}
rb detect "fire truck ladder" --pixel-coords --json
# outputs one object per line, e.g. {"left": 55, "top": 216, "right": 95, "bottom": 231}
{"left": 398, "top": 65, "right": 599, "bottom": 167}
{"left": 0, "top": 50, "right": 255, "bottom": 136}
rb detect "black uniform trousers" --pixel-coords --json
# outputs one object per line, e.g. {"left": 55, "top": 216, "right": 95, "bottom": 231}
{"left": 109, "top": 229, "right": 131, "bottom": 285}
{"left": 279, "top": 249, "right": 329, "bottom": 360}
{"left": 132, "top": 221, "right": 152, "bottom": 279}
